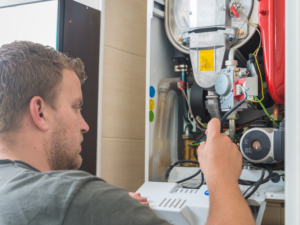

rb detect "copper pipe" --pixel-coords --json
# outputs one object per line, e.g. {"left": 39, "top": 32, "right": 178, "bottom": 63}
{"left": 272, "top": 103, "right": 280, "bottom": 115}
{"left": 182, "top": 140, "right": 199, "bottom": 167}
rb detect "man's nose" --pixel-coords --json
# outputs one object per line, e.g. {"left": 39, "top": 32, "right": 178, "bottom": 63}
{"left": 80, "top": 113, "right": 89, "bottom": 133}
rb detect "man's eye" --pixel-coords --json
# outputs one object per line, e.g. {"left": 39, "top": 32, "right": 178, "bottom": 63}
{"left": 76, "top": 107, "right": 82, "bottom": 112}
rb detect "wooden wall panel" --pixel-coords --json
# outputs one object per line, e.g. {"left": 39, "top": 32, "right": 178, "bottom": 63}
{"left": 101, "top": 138, "right": 145, "bottom": 192}
{"left": 101, "top": 0, "right": 147, "bottom": 192}
{"left": 262, "top": 201, "right": 285, "bottom": 225}
{"left": 104, "top": 0, "right": 147, "bottom": 57}
{"left": 102, "top": 46, "right": 146, "bottom": 140}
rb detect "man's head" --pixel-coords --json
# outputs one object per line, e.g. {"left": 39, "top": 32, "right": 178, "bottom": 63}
{"left": 0, "top": 41, "right": 89, "bottom": 170}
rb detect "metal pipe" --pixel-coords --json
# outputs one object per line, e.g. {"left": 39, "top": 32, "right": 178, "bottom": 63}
{"left": 229, "top": 119, "right": 236, "bottom": 142}
{"left": 228, "top": 48, "right": 247, "bottom": 67}
{"left": 272, "top": 103, "right": 280, "bottom": 115}
{"left": 181, "top": 71, "right": 185, "bottom": 81}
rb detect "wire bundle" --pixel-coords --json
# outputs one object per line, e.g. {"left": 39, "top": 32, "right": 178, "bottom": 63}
{"left": 231, "top": 6, "right": 279, "bottom": 127}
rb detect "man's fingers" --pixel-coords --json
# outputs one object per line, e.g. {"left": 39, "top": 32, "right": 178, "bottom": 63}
{"left": 206, "top": 118, "right": 221, "bottom": 140}
{"left": 197, "top": 141, "right": 206, "bottom": 157}
{"left": 129, "top": 192, "right": 148, "bottom": 203}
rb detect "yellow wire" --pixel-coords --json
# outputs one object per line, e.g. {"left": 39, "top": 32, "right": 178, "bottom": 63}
{"left": 237, "top": 9, "right": 264, "bottom": 103}
{"left": 256, "top": 97, "right": 279, "bottom": 127}
{"left": 281, "top": 170, "right": 285, "bottom": 181}
{"left": 240, "top": 8, "right": 258, "bottom": 26}
{"left": 240, "top": 9, "right": 249, "bottom": 23}
{"left": 246, "top": 51, "right": 265, "bottom": 103}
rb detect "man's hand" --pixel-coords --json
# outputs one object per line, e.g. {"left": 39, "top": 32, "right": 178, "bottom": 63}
{"left": 197, "top": 118, "right": 255, "bottom": 225}
{"left": 129, "top": 192, "right": 149, "bottom": 206}
{"left": 197, "top": 118, "right": 242, "bottom": 188}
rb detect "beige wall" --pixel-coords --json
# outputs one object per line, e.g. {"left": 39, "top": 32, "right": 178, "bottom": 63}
{"left": 101, "top": 0, "right": 147, "bottom": 192}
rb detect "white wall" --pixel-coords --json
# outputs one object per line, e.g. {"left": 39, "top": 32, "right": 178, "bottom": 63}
{"left": 0, "top": 0, "right": 102, "bottom": 11}
{"left": 0, "top": 0, "right": 43, "bottom": 7}
{"left": 74, "top": 0, "right": 101, "bottom": 10}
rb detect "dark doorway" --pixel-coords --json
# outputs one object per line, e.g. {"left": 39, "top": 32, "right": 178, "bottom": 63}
{"left": 60, "top": 0, "right": 100, "bottom": 175}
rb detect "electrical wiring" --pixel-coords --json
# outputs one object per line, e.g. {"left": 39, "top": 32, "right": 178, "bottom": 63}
{"left": 192, "top": 132, "right": 207, "bottom": 160}
{"left": 240, "top": 8, "right": 258, "bottom": 26}
{"left": 190, "top": 140, "right": 206, "bottom": 147}
{"left": 240, "top": 89, "right": 279, "bottom": 127}
{"left": 176, "top": 169, "right": 201, "bottom": 184}
{"left": 243, "top": 173, "right": 285, "bottom": 199}
{"left": 165, "top": 160, "right": 199, "bottom": 182}
{"left": 187, "top": 110, "right": 194, "bottom": 126}
{"left": 220, "top": 99, "right": 246, "bottom": 132}
{"left": 280, "top": 170, "right": 285, "bottom": 181}
{"left": 239, "top": 165, "right": 273, "bottom": 186}
{"left": 246, "top": 51, "right": 265, "bottom": 103}
{"left": 243, "top": 168, "right": 265, "bottom": 199}
{"left": 254, "top": 96, "right": 279, "bottom": 127}
{"left": 196, "top": 116, "right": 207, "bottom": 129}
{"left": 182, "top": 172, "right": 205, "bottom": 189}
{"left": 231, "top": 6, "right": 265, "bottom": 104}
{"left": 178, "top": 83, "right": 204, "bottom": 130}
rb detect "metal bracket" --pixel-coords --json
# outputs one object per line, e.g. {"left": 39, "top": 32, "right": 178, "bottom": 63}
{"left": 206, "top": 91, "right": 222, "bottom": 119}
{"left": 174, "top": 64, "right": 188, "bottom": 72}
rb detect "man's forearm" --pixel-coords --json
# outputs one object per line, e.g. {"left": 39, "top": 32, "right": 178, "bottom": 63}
{"left": 206, "top": 181, "right": 255, "bottom": 225}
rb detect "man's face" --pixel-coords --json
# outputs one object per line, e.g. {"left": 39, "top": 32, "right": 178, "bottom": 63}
{"left": 44, "top": 69, "right": 89, "bottom": 170}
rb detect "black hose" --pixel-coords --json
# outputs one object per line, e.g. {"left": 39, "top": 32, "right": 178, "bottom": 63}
{"left": 182, "top": 171, "right": 205, "bottom": 189}
{"left": 244, "top": 168, "right": 265, "bottom": 199}
{"left": 220, "top": 99, "right": 246, "bottom": 131}
{"left": 239, "top": 165, "right": 273, "bottom": 186}
{"left": 176, "top": 169, "right": 201, "bottom": 184}
{"left": 165, "top": 160, "right": 199, "bottom": 182}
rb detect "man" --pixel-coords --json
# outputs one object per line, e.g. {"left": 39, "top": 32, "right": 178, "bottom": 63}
{"left": 0, "top": 41, "right": 255, "bottom": 225}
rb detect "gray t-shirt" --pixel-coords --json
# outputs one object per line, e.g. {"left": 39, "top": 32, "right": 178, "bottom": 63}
{"left": 0, "top": 159, "right": 170, "bottom": 225}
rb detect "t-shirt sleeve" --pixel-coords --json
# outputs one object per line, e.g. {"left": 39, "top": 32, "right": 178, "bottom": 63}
{"left": 62, "top": 180, "right": 171, "bottom": 225}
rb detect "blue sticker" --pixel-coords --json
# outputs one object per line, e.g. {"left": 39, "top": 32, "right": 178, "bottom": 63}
{"left": 150, "top": 86, "right": 155, "bottom": 98}
{"left": 204, "top": 190, "right": 209, "bottom": 196}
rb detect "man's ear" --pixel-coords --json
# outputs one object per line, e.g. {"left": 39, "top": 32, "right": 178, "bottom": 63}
{"left": 29, "top": 96, "right": 49, "bottom": 131}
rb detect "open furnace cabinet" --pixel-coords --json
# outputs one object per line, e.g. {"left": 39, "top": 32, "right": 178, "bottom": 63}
{"left": 138, "top": 0, "right": 300, "bottom": 224}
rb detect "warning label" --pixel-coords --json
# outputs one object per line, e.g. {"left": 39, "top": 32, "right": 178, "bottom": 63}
{"left": 199, "top": 50, "right": 215, "bottom": 71}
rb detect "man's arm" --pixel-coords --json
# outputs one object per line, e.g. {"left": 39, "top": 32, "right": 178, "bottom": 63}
{"left": 198, "top": 118, "right": 255, "bottom": 225}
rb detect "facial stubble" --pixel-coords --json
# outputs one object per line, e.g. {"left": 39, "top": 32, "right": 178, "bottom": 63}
{"left": 44, "top": 124, "right": 82, "bottom": 171}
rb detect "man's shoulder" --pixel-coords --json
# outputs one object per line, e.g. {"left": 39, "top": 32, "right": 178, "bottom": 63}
{"left": 6, "top": 159, "right": 105, "bottom": 185}
{"left": 44, "top": 169, "right": 104, "bottom": 183}
{"left": 0, "top": 160, "right": 107, "bottom": 225}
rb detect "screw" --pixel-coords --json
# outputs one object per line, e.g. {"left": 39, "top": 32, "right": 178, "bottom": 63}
{"left": 173, "top": 59, "right": 176, "bottom": 61}
{"left": 221, "top": 7, "right": 226, "bottom": 11}
{"left": 228, "top": 105, "right": 231, "bottom": 109}
{"left": 186, "top": 58, "right": 189, "bottom": 60}
{"left": 86, "top": 6, "right": 88, "bottom": 9}
{"left": 189, "top": 11, "right": 192, "bottom": 15}
{"left": 220, "top": 101, "right": 223, "bottom": 104}
{"left": 271, "top": 194, "right": 273, "bottom": 197}
{"left": 69, "top": 20, "right": 72, "bottom": 23}
{"left": 246, "top": 87, "right": 249, "bottom": 91}
{"left": 259, "top": 10, "right": 267, "bottom": 15}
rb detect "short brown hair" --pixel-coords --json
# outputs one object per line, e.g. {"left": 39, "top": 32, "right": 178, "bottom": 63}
{"left": 0, "top": 41, "right": 86, "bottom": 133}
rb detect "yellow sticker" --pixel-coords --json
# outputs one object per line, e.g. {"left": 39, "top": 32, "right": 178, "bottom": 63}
{"left": 149, "top": 99, "right": 155, "bottom": 111}
{"left": 199, "top": 50, "right": 215, "bottom": 71}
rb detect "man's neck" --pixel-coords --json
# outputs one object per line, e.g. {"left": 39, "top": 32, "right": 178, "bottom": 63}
{"left": 0, "top": 134, "right": 51, "bottom": 172}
